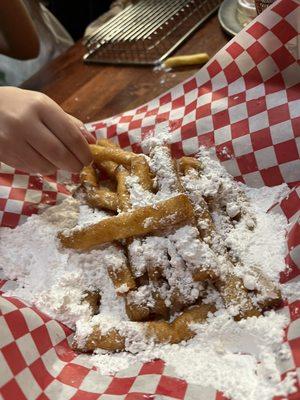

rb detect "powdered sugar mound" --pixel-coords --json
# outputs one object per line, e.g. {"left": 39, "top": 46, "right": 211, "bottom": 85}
{"left": 125, "top": 175, "right": 155, "bottom": 208}
{"left": 223, "top": 191, "right": 287, "bottom": 284}
{"left": 125, "top": 145, "right": 180, "bottom": 207}
{"left": 0, "top": 143, "right": 295, "bottom": 400}
{"left": 282, "top": 278, "right": 300, "bottom": 303}
{"left": 141, "top": 123, "right": 170, "bottom": 153}
{"left": 77, "top": 204, "right": 108, "bottom": 228}
{"left": 149, "top": 145, "right": 180, "bottom": 197}
{"left": 244, "top": 183, "right": 290, "bottom": 212}
{"left": 90, "top": 310, "right": 296, "bottom": 400}
{"left": 169, "top": 225, "right": 218, "bottom": 273}
{"left": 0, "top": 198, "right": 126, "bottom": 328}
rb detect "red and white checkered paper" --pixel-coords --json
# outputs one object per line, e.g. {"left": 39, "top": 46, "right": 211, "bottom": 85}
{"left": 1, "top": 1, "right": 300, "bottom": 399}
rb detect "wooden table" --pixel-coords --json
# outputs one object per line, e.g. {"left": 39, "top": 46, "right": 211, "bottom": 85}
{"left": 23, "top": 13, "right": 229, "bottom": 124}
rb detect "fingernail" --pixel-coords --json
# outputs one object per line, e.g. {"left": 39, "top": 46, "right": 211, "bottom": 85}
{"left": 80, "top": 126, "right": 96, "bottom": 144}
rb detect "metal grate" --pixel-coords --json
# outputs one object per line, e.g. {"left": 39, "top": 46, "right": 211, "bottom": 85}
{"left": 83, "top": 0, "right": 222, "bottom": 66}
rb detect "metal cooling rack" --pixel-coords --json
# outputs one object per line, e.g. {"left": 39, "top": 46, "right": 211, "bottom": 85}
{"left": 83, "top": 0, "right": 222, "bottom": 66}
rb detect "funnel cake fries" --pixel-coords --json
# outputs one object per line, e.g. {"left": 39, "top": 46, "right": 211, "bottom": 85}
{"left": 59, "top": 194, "right": 194, "bottom": 250}
{"left": 74, "top": 303, "right": 216, "bottom": 352}
{"left": 59, "top": 138, "right": 282, "bottom": 353}
{"left": 179, "top": 154, "right": 281, "bottom": 318}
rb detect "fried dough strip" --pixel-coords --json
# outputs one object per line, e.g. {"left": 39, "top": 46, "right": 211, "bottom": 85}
{"left": 90, "top": 144, "right": 137, "bottom": 168}
{"left": 95, "top": 139, "right": 120, "bottom": 178}
{"left": 215, "top": 274, "right": 261, "bottom": 320}
{"left": 116, "top": 166, "right": 131, "bottom": 212}
{"left": 96, "top": 138, "right": 119, "bottom": 148}
{"left": 73, "top": 327, "right": 126, "bottom": 352}
{"left": 125, "top": 290, "right": 169, "bottom": 322}
{"left": 59, "top": 194, "right": 194, "bottom": 250}
{"left": 80, "top": 165, "right": 98, "bottom": 188}
{"left": 97, "top": 160, "right": 119, "bottom": 179}
{"left": 107, "top": 254, "right": 136, "bottom": 294}
{"left": 126, "top": 154, "right": 164, "bottom": 320}
{"left": 131, "top": 156, "right": 154, "bottom": 192}
{"left": 251, "top": 267, "right": 282, "bottom": 310}
{"left": 147, "top": 303, "right": 216, "bottom": 344}
{"left": 85, "top": 188, "right": 118, "bottom": 211}
{"left": 125, "top": 298, "right": 151, "bottom": 321}
{"left": 178, "top": 157, "right": 203, "bottom": 175}
{"left": 178, "top": 162, "right": 214, "bottom": 242}
{"left": 150, "top": 145, "right": 183, "bottom": 193}
{"left": 180, "top": 161, "right": 262, "bottom": 318}
{"left": 82, "top": 290, "right": 101, "bottom": 315}
{"left": 74, "top": 303, "right": 215, "bottom": 352}
{"left": 80, "top": 165, "right": 118, "bottom": 211}
{"left": 150, "top": 147, "right": 215, "bottom": 281}
{"left": 106, "top": 161, "right": 139, "bottom": 299}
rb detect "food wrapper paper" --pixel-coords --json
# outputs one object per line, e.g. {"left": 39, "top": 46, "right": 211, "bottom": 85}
{"left": 0, "top": 0, "right": 299, "bottom": 399}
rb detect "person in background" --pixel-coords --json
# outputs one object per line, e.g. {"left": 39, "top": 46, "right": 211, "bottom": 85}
{"left": 0, "top": 0, "right": 73, "bottom": 86}
{"left": 45, "top": 0, "right": 132, "bottom": 41}
{"left": 0, "top": 0, "right": 93, "bottom": 175}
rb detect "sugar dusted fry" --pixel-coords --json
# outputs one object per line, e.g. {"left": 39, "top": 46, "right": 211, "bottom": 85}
{"left": 125, "top": 286, "right": 169, "bottom": 321}
{"left": 169, "top": 225, "right": 218, "bottom": 282}
{"left": 90, "top": 144, "right": 137, "bottom": 168}
{"left": 96, "top": 138, "right": 121, "bottom": 178}
{"left": 178, "top": 157, "right": 203, "bottom": 175}
{"left": 108, "top": 266, "right": 136, "bottom": 294}
{"left": 107, "top": 262, "right": 136, "bottom": 294}
{"left": 82, "top": 290, "right": 101, "bottom": 315}
{"left": 85, "top": 187, "right": 118, "bottom": 211}
{"left": 216, "top": 274, "right": 261, "bottom": 320}
{"left": 249, "top": 267, "right": 282, "bottom": 311}
{"left": 69, "top": 139, "right": 283, "bottom": 355}
{"left": 116, "top": 166, "right": 131, "bottom": 212}
{"left": 179, "top": 158, "right": 263, "bottom": 317}
{"left": 105, "top": 244, "right": 135, "bottom": 294}
{"left": 75, "top": 303, "right": 215, "bottom": 352}
{"left": 80, "top": 165, "right": 98, "bottom": 188}
{"left": 59, "top": 194, "right": 195, "bottom": 250}
{"left": 125, "top": 297, "right": 151, "bottom": 321}
{"left": 96, "top": 138, "right": 119, "bottom": 148}
{"left": 146, "top": 303, "right": 215, "bottom": 344}
{"left": 98, "top": 160, "right": 119, "bottom": 179}
{"left": 131, "top": 155, "right": 154, "bottom": 192}
{"left": 150, "top": 145, "right": 183, "bottom": 193}
{"left": 74, "top": 326, "right": 126, "bottom": 352}
{"left": 179, "top": 160, "right": 214, "bottom": 241}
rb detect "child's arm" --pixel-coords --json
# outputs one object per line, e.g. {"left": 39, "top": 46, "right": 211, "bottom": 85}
{"left": 0, "top": 0, "right": 40, "bottom": 59}
{"left": 0, "top": 87, "right": 94, "bottom": 175}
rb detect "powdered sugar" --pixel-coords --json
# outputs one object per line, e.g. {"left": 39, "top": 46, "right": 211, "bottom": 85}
{"left": 90, "top": 310, "right": 296, "bottom": 400}
{"left": 0, "top": 199, "right": 126, "bottom": 329}
{"left": 169, "top": 225, "right": 218, "bottom": 273}
{"left": 0, "top": 144, "right": 296, "bottom": 400}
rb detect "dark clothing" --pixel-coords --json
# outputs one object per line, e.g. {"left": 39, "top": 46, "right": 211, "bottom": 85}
{"left": 45, "top": 1, "right": 111, "bottom": 40}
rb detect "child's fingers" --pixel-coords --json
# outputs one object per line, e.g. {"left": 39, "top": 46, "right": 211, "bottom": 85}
{"left": 79, "top": 126, "right": 96, "bottom": 144}
{"left": 22, "top": 143, "right": 57, "bottom": 175}
{"left": 39, "top": 102, "right": 92, "bottom": 167}
{"left": 68, "top": 115, "right": 96, "bottom": 144}
{"left": 27, "top": 122, "right": 84, "bottom": 172}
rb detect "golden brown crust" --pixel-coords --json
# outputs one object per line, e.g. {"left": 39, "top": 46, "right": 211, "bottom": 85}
{"left": 130, "top": 155, "right": 154, "bottom": 192}
{"left": 178, "top": 157, "right": 203, "bottom": 175}
{"left": 90, "top": 144, "right": 137, "bottom": 168}
{"left": 74, "top": 303, "right": 215, "bottom": 352}
{"left": 58, "top": 194, "right": 195, "bottom": 250}
{"left": 70, "top": 141, "right": 282, "bottom": 354}
{"left": 85, "top": 187, "right": 118, "bottom": 211}
{"left": 116, "top": 166, "right": 131, "bottom": 212}
{"left": 82, "top": 290, "right": 101, "bottom": 315}
{"left": 80, "top": 165, "right": 98, "bottom": 188}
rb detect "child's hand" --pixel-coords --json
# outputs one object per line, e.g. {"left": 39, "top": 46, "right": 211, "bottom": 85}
{"left": 0, "top": 87, "right": 95, "bottom": 175}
